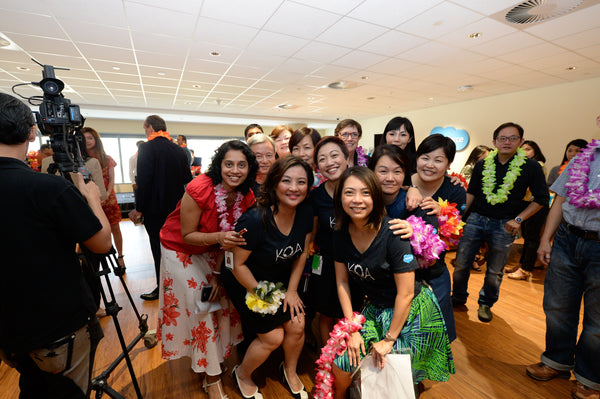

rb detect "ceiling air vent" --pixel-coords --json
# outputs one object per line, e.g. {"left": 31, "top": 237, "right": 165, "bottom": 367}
{"left": 505, "top": 0, "right": 583, "bottom": 24}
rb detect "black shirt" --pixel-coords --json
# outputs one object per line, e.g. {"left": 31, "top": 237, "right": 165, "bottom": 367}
{"left": 0, "top": 157, "right": 101, "bottom": 352}
{"left": 468, "top": 155, "right": 549, "bottom": 219}
{"left": 333, "top": 217, "right": 420, "bottom": 307}
{"left": 311, "top": 184, "right": 335, "bottom": 260}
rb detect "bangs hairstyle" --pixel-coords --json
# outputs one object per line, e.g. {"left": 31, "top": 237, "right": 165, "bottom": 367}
{"left": 334, "top": 119, "right": 362, "bottom": 137}
{"left": 144, "top": 114, "right": 167, "bottom": 132}
{"left": 269, "top": 124, "right": 292, "bottom": 139}
{"left": 561, "top": 139, "right": 588, "bottom": 164}
{"left": 368, "top": 144, "right": 410, "bottom": 176}
{"left": 205, "top": 140, "right": 257, "bottom": 195}
{"left": 416, "top": 134, "right": 456, "bottom": 164}
{"left": 313, "top": 136, "right": 349, "bottom": 166}
{"left": 382, "top": 116, "right": 416, "bottom": 156}
{"left": 288, "top": 127, "right": 321, "bottom": 152}
{"left": 0, "top": 93, "right": 35, "bottom": 145}
{"left": 81, "top": 127, "right": 108, "bottom": 168}
{"left": 522, "top": 140, "right": 546, "bottom": 163}
{"left": 333, "top": 167, "right": 385, "bottom": 231}
{"left": 257, "top": 155, "right": 314, "bottom": 216}
{"left": 493, "top": 122, "right": 524, "bottom": 140}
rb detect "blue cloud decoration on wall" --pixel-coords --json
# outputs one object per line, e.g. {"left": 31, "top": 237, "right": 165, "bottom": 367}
{"left": 430, "top": 126, "right": 469, "bottom": 151}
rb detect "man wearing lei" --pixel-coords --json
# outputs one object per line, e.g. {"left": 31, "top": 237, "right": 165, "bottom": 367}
{"left": 525, "top": 131, "right": 600, "bottom": 399}
{"left": 452, "top": 122, "right": 549, "bottom": 323}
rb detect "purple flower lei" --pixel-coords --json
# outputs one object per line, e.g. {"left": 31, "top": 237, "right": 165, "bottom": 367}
{"left": 355, "top": 146, "right": 368, "bottom": 167}
{"left": 565, "top": 139, "right": 600, "bottom": 209}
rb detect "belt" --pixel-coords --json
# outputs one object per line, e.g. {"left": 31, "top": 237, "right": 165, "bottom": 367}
{"left": 562, "top": 220, "right": 600, "bottom": 241}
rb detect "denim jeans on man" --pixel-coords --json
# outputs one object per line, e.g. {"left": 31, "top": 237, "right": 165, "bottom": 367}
{"left": 541, "top": 223, "right": 600, "bottom": 390}
{"left": 452, "top": 212, "right": 515, "bottom": 307}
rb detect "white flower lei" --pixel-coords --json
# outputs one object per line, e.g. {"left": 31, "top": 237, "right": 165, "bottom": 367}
{"left": 214, "top": 183, "right": 244, "bottom": 231}
{"left": 481, "top": 147, "right": 527, "bottom": 205}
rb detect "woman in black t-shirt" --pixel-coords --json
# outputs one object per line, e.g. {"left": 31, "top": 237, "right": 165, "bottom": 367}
{"left": 223, "top": 156, "right": 313, "bottom": 399}
{"left": 331, "top": 167, "right": 454, "bottom": 397}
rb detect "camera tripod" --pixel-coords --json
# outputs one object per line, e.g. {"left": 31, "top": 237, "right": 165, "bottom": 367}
{"left": 80, "top": 246, "right": 157, "bottom": 399}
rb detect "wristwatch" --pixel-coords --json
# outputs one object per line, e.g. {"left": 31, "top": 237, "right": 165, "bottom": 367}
{"left": 384, "top": 331, "right": 397, "bottom": 342}
{"left": 514, "top": 216, "right": 523, "bottom": 223}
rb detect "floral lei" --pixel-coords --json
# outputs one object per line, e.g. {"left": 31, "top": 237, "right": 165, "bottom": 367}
{"left": 406, "top": 215, "right": 447, "bottom": 268}
{"left": 245, "top": 281, "right": 286, "bottom": 315}
{"left": 565, "top": 139, "right": 600, "bottom": 209}
{"left": 355, "top": 146, "right": 368, "bottom": 167}
{"left": 214, "top": 183, "right": 243, "bottom": 232}
{"left": 147, "top": 130, "right": 173, "bottom": 141}
{"left": 481, "top": 147, "right": 527, "bottom": 205}
{"left": 436, "top": 198, "right": 466, "bottom": 247}
{"left": 314, "top": 312, "right": 366, "bottom": 399}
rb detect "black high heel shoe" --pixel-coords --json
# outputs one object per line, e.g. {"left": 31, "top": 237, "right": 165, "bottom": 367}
{"left": 232, "top": 365, "right": 263, "bottom": 399}
{"left": 280, "top": 362, "right": 308, "bottom": 399}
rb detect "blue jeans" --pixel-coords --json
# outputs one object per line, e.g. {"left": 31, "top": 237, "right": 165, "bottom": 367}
{"left": 452, "top": 212, "right": 515, "bottom": 307}
{"left": 541, "top": 223, "right": 600, "bottom": 390}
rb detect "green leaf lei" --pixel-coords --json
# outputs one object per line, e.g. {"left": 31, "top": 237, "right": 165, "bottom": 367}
{"left": 481, "top": 147, "right": 527, "bottom": 205}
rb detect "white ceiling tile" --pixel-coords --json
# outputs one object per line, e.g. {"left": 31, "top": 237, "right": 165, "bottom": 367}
{"left": 8, "top": 34, "right": 80, "bottom": 57}
{"left": 349, "top": 0, "right": 443, "bottom": 28}
{"left": 294, "top": 42, "right": 351, "bottom": 64}
{"left": 0, "top": 0, "right": 50, "bottom": 14}
{"left": 452, "top": 57, "right": 512, "bottom": 76}
{"left": 397, "top": 2, "right": 483, "bottom": 39}
{"left": 470, "top": 31, "right": 546, "bottom": 57}
{"left": 331, "top": 50, "right": 388, "bottom": 70}
{"left": 317, "top": 17, "right": 388, "bottom": 48}
{"left": 235, "top": 52, "right": 287, "bottom": 69}
{"left": 521, "top": 51, "right": 591, "bottom": 71}
{"left": 188, "top": 43, "right": 243, "bottom": 64}
{"left": 397, "top": 41, "right": 458, "bottom": 63}
{"left": 496, "top": 43, "right": 566, "bottom": 65}
{"left": 276, "top": 58, "right": 323, "bottom": 75}
{"left": 125, "top": 2, "right": 197, "bottom": 38}
{"left": 27, "top": 53, "right": 89, "bottom": 70}
{"left": 125, "top": 0, "right": 203, "bottom": 14}
{"left": 200, "top": 0, "right": 282, "bottom": 28}
{"left": 136, "top": 51, "right": 187, "bottom": 70}
{"left": 87, "top": 60, "right": 138, "bottom": 75}
{"left": 180, "top": 71, "right": 221, "bottom": 84}
{"left": 247, "top": 31, "right": 310, "bottom": 57}
{"left": 46, "top": 0, "right": 128, "bottom": 27}
{"left": 310, "top": 64, "right": 358, "bottom": 80}
{"left": 0, "top": 11, "right": 67, "bottom": 40}
{"left": 552, "top": 27, "right": 600, "bottom": 50}
{"left": 448, "top": 0, "right": 519, "bottom": 16}
{"left": 263, "top": 70, "right": 304, "bottom": 84}
{"left": 290, "top": 0, "right": 363, "bottom": 15}
{"left": 219, "top": 76, "right": 257, "bottom": 87}
{"left": 575, "top": 44, "right": 600, "bottom": 59}
{"left": 138, "top": 65, "right": 182, "bottom": 78}
{"left": 524, "top": 3, "right": 600, "bottom": 41}
{"left": 226, "top": 65, "right": 266, "bottom": 80}
{"left": 67, "top": 24, "right": 131, "bottom": 49}
{"left": 185, "top": 58, "right": 230, "bottom": 75}
{"left": 78, "top": 44, "right": 136, "bottom": 64}
{"left": 436, "top": 17, "right": 519, "bottom": 48}
{"left": 131, "top": 32, "right": 191, "bottom": 56}
{"left": 263, "top": 2, "right": 340, "bottom": 40}
{"left": 0, "top": 51, "right": 38, "bottom": 65}
{"left": 543, "top": 62, "right": 600, "bottom": 81}
{"left": 194, "top": 17, "right": 259, "bottom": 48}
{"left": 58, "top": 69, "right": 102, "bottom": 81}
{"left": 366, "top": 57, "right": 421, "bottom": 74}
{"left": 360, "top": 30, "right": 427, "bottom": 56}
{"left": 476, "top": 64, "right": 534, "bottom": 81}
{"left": 98, "top": 71, "right": 140, "bottom": 83}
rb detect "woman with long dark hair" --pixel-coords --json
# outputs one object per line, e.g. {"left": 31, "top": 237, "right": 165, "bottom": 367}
{"left": 547, "top": 139, "right": 588, "bottom": 186}
{"left": 331, "top": 167, "right": 454, "bottom": 398}
{"left": 158, "top": 140, "right": 257, "bottom": 399}
{"left": 223, "top": 156, "right": 314, "bottom": 399}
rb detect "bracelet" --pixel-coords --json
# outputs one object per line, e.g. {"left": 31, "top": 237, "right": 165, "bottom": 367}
{"left": 384, "top": 331, "right": 397, "bottom": 342}
{"left": 212, "top": 271, "right": 221, "bottom": 275}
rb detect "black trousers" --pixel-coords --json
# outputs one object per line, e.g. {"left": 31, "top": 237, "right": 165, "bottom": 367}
{"left": 143, "top": 213, "right": 168, "bottom": 286}
{"left": 519, "top": 205, "right": 549, "bottom": 271}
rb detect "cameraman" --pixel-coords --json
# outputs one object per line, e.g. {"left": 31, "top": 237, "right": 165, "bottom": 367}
{"left": 0, "top": 93, "right": 111, "bottom": 398}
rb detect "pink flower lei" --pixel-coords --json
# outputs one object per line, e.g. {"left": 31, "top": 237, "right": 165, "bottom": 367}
{"left": 214, "top": 183, "right": 244, "bottom": 232}
{"left": 314, "top": 312, "right": 366, "bottom": 399}
{"left": 355, "top": 146, "right": 368, "bottom": 167}
{"left": 565, "top": 139, "right": 600, "bottom": 209}
{"left": 406, "top": 215, "right": 447, "bottom": 269}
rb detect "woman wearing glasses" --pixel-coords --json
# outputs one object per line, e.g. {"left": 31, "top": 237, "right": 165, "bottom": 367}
{"left": 334, "top": 119, "right": 369, "bottom": 167}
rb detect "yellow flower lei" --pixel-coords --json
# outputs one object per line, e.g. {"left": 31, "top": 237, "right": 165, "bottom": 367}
{"left": 481, "top": 147, "right": 527, "bottom": 205}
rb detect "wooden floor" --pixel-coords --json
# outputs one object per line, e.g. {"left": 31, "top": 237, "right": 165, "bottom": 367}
{"left": 0, "top": 221, "right": 582, "bottom": 398}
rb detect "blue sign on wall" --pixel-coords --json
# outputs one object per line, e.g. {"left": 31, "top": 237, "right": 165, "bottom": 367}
{"left": 430, "top": 126, "right": 470, "bottom": 151}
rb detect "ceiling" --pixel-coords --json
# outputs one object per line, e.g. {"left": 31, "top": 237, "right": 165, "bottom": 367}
{"left": 1, "top": 0, "right": 599, "bottom": 126}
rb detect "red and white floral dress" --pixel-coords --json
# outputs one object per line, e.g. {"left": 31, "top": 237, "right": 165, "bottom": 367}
{"left": 157, "top": 174, "right": 254, "bottom": 375}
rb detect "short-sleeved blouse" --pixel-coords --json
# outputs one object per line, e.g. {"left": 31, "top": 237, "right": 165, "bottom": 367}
{"left": 160, "top": 174, "right": 255, "bottom": 255}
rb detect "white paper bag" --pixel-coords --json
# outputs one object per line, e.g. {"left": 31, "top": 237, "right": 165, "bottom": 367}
{"left": 360, "top": 354, "right": 415, "bottom": 399}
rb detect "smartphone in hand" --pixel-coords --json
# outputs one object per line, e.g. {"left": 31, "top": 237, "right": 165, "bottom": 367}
{"left": 200, "top": 285, "right": 213, "bottom": 302}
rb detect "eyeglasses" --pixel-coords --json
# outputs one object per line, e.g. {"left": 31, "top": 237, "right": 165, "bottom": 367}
{"left": 339, "top": 132, "right": 359, "bottom": 139}
{"left": 496, "top": 136, "right": 521, "bottom": 143}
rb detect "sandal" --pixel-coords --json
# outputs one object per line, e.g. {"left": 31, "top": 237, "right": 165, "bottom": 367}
{"left": 117, "top": 255, "right": 126, "bottom": 269}
{"left": 203, "top": 376, "right": 229, "bottom": 399}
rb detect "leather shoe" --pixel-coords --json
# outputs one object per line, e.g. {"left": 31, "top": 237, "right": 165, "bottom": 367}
{"left": 526, "top": 362, "right": 571, "bottom": 381}
{"left": 572, "top": 381, "right": 600, "bottom": 399}
{"left": 140, "top": 287, "right": 159, "bottom": 301}
{"left": 477, "top": 304, "right": 493, "bottom": 322}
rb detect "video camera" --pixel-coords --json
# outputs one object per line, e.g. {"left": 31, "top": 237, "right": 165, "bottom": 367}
{"left": 13, "top": 59, "right": 89, "bottom": 180}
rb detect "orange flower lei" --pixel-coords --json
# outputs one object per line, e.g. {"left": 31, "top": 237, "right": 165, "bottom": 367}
{"left": 147, "top": 130, "right": 173, "bottom": 141}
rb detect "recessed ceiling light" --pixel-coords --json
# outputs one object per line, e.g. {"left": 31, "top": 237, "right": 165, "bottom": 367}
{"left": 210, "top": 51, "right": 220, "bottom": 56}
{"left": 566, "top": 66, "right": 576, "bottom": 70}
{"left": 192, "top": 84, "right": 202, "bottom": 88}
{"left": 17, "top": 66, "right": 30, "bottom": 71}
{"left": 327, "top": 81, "right": 358, "bottom": 90}
{"left": 361, "top": 76, "right": 369, "bottom": 80}
{"left": 366, "top": 96, "right": 375, "bottom": 100}
{"left": 458, "top": 84, "right": 474, "bottom": 92}
{"left": 275, "top": 104, "right": 298, "bottom": 110}
{"left": 469, "top": 32, "right": 482, "bottom": 38}
{"left": 112, "top": 66, "right": 121, "bottom": 71}
{"left": 428, "top": 97, "right": 434, "bottom": 101}
{"left": 307, "top": 96, "right": 314, "bottom": 100}
{"left": 0, "top": 38, "right": 10, "bottom": 47}
{"left": 157, "top": 72, "right": 166, "bottom": 76}
{"left": 184, "top": 101, "right": 193, "bottom": 105}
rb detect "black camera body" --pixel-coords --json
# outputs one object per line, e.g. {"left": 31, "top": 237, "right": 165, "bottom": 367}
{"left": 31, "top": 63, "right": 89, "bottom": 179}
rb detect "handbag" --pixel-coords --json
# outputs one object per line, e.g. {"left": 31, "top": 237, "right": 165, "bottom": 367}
{"left": 359, "top": 353, "right": 415, "bottom": 399}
